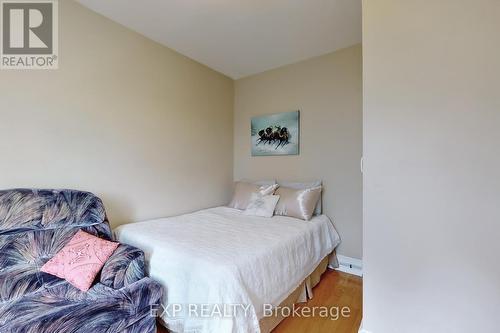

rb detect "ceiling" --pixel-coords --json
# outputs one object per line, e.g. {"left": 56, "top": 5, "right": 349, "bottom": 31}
{"left": 77, "top": 0, "right": 361, "bottom": 79}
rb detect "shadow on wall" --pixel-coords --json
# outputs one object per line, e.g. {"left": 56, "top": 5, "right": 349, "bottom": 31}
{"left": 98, "top": 194, "right": 135, "bottom": 228}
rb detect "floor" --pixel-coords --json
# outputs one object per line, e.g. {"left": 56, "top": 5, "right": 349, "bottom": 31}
{"left": 157, "top": 269, "right": 362, "bottom": 333}
{"left": 272, "top": 270, "right": 362, "bottom": 333}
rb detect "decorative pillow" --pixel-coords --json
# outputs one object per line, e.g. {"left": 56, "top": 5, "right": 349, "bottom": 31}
{"left": 259, "top": 183, "right": 279, "bottom": 196}
{"left": 278, "top": 180, "right": 323, "bottom": 215}
{"left": 228, "top": 181, "right": 278, "bottom": 210}
{"left": 274, "top": 186, "right": 322, "bottom": 221}
{"left": 41, "top": 230, "right": 119, "bottom": 291}
{"left": 243, "top": 193, "right": 281, "bottom": 218}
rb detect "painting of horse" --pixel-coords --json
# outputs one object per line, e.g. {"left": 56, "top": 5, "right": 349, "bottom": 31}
{"left": 251, "top": 111, "right": 299, "bottom": 156}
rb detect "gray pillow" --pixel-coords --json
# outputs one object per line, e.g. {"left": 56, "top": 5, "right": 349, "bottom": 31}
{"left": 278, "top": 180, "right": 323, "bottom": 215}
{"left": 240, "top": 179, "right": 277, "bottom": 186}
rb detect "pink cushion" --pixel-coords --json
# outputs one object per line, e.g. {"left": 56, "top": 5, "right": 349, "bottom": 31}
{"left": 41, "top": 230, "right": 119, "bottom": 291}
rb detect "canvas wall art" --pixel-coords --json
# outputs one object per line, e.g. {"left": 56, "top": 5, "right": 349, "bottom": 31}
{"left": 251, "top": 111, "right": 300, "bottom": 156}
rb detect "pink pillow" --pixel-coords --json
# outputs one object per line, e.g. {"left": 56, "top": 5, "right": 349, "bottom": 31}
{"left": 41, "top": 230, "right": 119, "bottom": 291}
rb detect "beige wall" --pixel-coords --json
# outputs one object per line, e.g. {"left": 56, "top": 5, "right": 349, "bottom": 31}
{"left": 234, "top": 45, "right": 363, "bottom": 259}
{"left": 363, "top": 1, "right": 500, "bottom": 332}
{"left": 0, "top": 0, "right": 234, "bottom": 227}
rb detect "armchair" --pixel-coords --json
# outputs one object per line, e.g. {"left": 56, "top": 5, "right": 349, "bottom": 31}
{"left": 0, "top": 189, "right": 162, "bottom": 333}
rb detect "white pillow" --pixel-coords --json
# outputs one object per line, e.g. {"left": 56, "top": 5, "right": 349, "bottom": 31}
{"left": 243, "top": 193, "right": 280, "bottom": 218}
{"left": 260, "top": 184, "right": 279, "bottom": 196}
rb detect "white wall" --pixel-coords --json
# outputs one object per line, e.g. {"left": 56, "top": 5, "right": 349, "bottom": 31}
{"left": 0, "top": 0, "right": 234, "bottom": 227}
{"left": 234, "top": 45, "right": 363, "bottom": 259}
{"left": 363, "top": 0, "right": 500, "bottom": 332}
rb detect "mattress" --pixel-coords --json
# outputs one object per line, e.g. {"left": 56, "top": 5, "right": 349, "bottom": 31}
{"left": 114, "top": 207, "right": 340, "bottom": 333}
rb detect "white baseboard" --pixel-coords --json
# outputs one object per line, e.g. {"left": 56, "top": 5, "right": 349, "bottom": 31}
{"left": 333, "top": 255, "right": 363, "bottom": 277}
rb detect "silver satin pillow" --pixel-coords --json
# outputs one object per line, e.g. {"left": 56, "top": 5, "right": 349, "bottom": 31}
{"left": 274, "top": 186, "right": 322, "bottom": 221}
{"left": 278, "top": 180, "right": 322, "bottom": 215}
{"left": 228, "top": 182, "right": 278, "bottom": 210}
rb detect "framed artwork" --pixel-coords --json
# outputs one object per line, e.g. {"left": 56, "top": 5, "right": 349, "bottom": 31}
{"left": 251, "top": 111, "right": 300, "bottom": 156}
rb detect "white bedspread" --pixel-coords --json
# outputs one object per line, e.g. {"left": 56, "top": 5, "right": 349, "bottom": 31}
{"left": 114, "top": 207, "right": 340, "bottom": 333}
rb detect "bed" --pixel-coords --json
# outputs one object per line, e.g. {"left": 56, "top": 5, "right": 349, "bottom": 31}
{"left": 114, "top": 206, "right": 340, "bottom": 333}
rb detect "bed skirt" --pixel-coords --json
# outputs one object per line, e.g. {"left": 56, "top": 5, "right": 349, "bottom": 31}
{"left": 259, "top": 252, "right": 335, "bottom": 333}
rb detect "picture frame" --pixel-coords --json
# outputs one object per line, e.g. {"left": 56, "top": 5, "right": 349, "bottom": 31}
{"left": 251, "top": 111, "right": 300, "bottom": 156}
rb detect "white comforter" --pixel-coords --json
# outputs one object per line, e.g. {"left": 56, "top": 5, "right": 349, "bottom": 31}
{"left": 114, "top": 207, "right": 340, "bottom": 333}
